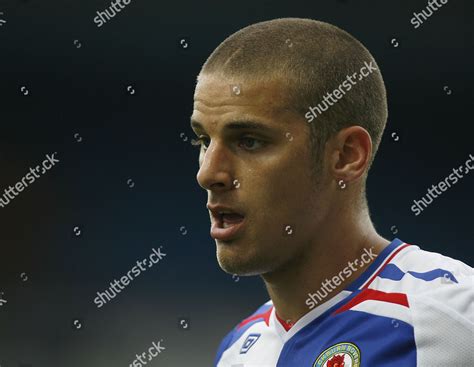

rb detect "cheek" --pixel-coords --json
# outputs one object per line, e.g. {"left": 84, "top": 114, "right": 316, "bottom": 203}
{"left": 274, "top": 170, "right": 326, "bottom": 238}
{"left": 254, "top": 158, "right": 313, "bottom": 207}
{"left": 247, "top": 143, "right": 317, "bottom": 222}
{"left": 253, "top": 166, "right": 314, "bottom": 229}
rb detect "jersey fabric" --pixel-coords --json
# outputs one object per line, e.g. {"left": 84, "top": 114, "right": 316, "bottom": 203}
{"left": 214, "top": 238, "right": 474, "bottom": 367}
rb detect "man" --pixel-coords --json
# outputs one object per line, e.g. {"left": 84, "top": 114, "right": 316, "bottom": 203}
{"left": 190, "top": 18, "right": 473, "bottom": 366}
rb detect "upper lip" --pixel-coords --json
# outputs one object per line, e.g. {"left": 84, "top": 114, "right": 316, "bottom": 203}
{"left": 207, "top": 203, "right": 245, "bottom": 216}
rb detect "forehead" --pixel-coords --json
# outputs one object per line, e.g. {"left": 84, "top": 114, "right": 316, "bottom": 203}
{"left": 191, "top": 73, "right": 299, "bottom": 131}
{"left": 194, "top": 73, "right": 288, "bottom": 107}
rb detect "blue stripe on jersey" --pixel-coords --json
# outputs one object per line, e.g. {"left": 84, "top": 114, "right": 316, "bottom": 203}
{"left": 345, "top": 238, "right": 405, "bottom": 291}
{"left": 213, "top": 328, "right": 235, "bottom": 367}
{"left": 407, "top": 268, "right": 458, "bottom": 283}
{"left": 378, "top": 263, "right": 406, "bottom": 280}
{"left": 277, "top": 290, "right": 416, "bottom": 366}
{"left": 378, "top": 263, "right": 459, "bottom": 283}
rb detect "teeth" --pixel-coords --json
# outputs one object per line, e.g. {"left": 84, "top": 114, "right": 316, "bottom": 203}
{"left": 223, "top": 222, "right": 232, "bottom": 228}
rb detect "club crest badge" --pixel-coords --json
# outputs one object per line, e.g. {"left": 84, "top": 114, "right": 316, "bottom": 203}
{"left": 313, "top": 342, "right": 361, "bottom": 367}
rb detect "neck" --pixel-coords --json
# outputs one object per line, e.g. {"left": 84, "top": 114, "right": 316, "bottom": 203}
{"left": 261, "top": 208, "right": 390, "bottom": 325}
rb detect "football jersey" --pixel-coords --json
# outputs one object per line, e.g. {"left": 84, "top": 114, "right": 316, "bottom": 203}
{"left": 214, "top": 238, "right": 474, "bottom": 366}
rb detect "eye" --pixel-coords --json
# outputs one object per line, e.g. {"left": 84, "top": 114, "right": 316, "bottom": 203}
{"left": 191, "top": 136, "right": 266, "bottom": 152}
{"left": 238, "top": 137, "right": 265, "bottom": 150}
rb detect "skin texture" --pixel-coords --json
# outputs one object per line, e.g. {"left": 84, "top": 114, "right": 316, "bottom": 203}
{"left": 191, "top": 73, "right": 390, "bottom": 324}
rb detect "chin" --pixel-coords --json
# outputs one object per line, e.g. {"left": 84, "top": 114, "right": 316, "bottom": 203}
{"left": 216, "top": 249, "right": 274, "bottom": 276}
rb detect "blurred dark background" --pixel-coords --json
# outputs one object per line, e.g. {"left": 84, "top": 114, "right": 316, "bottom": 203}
{"left": 0, "top": 0, "right": 472, "bottom": 365}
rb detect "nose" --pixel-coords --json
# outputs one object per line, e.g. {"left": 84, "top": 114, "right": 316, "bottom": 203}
{"left": 196, "top": 141, "right": 234, "bottom": 191}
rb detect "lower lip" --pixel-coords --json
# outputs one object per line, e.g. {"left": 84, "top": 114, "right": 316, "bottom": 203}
{"left": 211, "top": 217, "right": 246, "bottom": 241}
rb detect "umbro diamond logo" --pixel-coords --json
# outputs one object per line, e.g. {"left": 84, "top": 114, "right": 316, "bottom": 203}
{"left": 240, "top": 333, "right": 261, "bottom": 354}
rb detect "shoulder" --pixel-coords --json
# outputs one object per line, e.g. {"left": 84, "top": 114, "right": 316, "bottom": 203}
{"left": 374, "top": 244, "right": 473, "bottom": 313}
{"left": 367, "top": 242, "right": 473, "bottom": 320}
{"left": 366, "top": 242, "right": 473, "bottom": 365}
{"left": 213, "top": 300, "right": 273, "bottom": 366}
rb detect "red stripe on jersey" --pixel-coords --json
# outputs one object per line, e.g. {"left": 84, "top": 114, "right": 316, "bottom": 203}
{"left": 333, "top": 289, "right": 409, "bottom": 315}
{"left": 237, "top": 306, "right": 273, "bottom": 329}
{"left": 275, "top": 311, "right": 294, "bottom": 331}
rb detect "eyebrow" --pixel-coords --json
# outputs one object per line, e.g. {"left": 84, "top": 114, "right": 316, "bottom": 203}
{"left": 190, "top": 119, "right": 276, "bottom": 134}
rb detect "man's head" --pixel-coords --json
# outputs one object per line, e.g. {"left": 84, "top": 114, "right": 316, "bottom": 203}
{"left": 191, "top": 18, "right": 387, "bottom": 276}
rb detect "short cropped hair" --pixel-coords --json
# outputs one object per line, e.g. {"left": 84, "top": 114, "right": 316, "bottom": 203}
{"left": 199, "top": 18, "right": 387, "bottom": 195}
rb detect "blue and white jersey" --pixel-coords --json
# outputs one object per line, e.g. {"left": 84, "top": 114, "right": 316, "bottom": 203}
{"left": 214, "top": 238, "right": 474, "bottom": 366}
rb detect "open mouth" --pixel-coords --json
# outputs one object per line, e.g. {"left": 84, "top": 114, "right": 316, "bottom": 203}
{"left": 210, "top": 210, "right": 246, "bottom": 241}
{"left": 219, "top": 212, "right": 245, "bottom": 228}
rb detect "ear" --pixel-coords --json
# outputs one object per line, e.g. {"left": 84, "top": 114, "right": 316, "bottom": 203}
{"left": 327, "top": 126, "right": 372, "bottom": 183}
